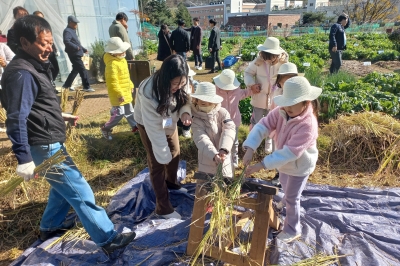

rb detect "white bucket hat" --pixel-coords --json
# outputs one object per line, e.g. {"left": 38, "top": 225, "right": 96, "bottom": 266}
{"left": 278, "top": 62, "right": 299, "bottom": 75}
{"left": 187, "top": 62, "right": 196, "bottom": 77}
{"left": 273, "top": 76, "right": 322, "bottom": 107}
{"left": 213, "top": 69, "right": 240, "bottom": 90}
{"left": 257, "top": 37, "right": 283, "bottom": 55}
{"left": 105, "top": 37, "right": 131, "bottom": 54}
{"left": 191, "top": 82, "right": 223, "bottom": 103}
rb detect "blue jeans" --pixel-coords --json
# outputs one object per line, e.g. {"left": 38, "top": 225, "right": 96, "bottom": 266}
{"left": 30, "top": 142, "right": 117, "bottom": 246}
{"left": 176, "top": 52, "right": 187, "bottom": 60}
{"left": 193, "top": 53, "right": 203, "bottom": 67}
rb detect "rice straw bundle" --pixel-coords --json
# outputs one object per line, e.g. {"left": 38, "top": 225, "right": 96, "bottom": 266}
{"left": 71, "top": 89, "right": 85, "bottom": 115}
{"left": 190, "top": 165, "right": 247, "bottom": 265}
{"left": 45, "top": 226, "right": 89, "bottom": 250}
{"left": 0, "top": 149, "right": 67, "bottom": 197}
{"left": 60, "top": 88, "right": 69, "bottom": 112}
{"left": 0, "top": 108, "right": 6, "bottom": 123}
{"left": 320, "top": 112, "right": 400, "bottom": 174}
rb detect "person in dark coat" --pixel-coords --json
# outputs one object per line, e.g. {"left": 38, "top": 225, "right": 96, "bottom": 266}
{"left": 62, "top": 15, "right": 94, "bottom": 92}
{"left": 208, "top": 19, "right": 222, "bottom": 73}
{"left": 329, "top": 13, "right": 350, "bottom": 74}
{"left": 170, "top": 19, "right": 190, "bottom": 60}
{"left": 157, "top": 24, "right": 172, "bottom": 61}
{"left": 190, "top": 17, "right": 203, "bottom": 70}
{"left": 7, "top": 6, "right": 28, "bottom": 54}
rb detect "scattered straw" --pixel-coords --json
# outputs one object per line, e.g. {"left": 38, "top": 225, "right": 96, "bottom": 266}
{"left": 45, "top": 226, "right": 89, "bottom": 250}
{"left": 291, "top": 253, "right": 348, "bottom": 266}
{"left": 60, "top": 88, "right": 69, "bottom": 112}
{"left": 0, "top": 149, "right": 67, "bottom": 197}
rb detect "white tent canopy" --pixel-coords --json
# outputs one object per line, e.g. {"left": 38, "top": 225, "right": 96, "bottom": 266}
{"left": 0, "top": 0, "right": 141, "bottom": 82}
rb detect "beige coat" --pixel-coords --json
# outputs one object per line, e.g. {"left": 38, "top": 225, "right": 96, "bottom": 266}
{"left": 244, "top": 52, "right": 288, "bottom": 110}
{"left": 191, "top": 104, "right": 236, "bottom": 177}
{"left": 134, "top": 76, "right": 191, "bottom": 164}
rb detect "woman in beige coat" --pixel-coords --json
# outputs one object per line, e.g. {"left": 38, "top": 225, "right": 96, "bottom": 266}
{"left": 134, "top": 55, "right": 192, "bottom": 219}
{"left": 191, "top": 82, "right": 236, "bottom": 177}
{"left": 244, "top": 37, "right": 288, "bottom": 153}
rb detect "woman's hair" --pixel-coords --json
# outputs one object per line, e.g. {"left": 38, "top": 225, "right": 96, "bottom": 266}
{"left": 275, "top": 73, "right": 298, "bottom": 88}
{"left": 33, "top": 11, "right": 44, "bottom": 17}
{"left": 260, "top": 51, "right": 278, "bottom": 61}
{"left": 13, "top": 6, "right": 28, "bottom": 19}
{"left": 303, "top": 100, "right": 320, "bottom": 119}
{"left": 161, "top": 24, "right": 168, "bottom": 31}
{"left": 337, "top": 15, "right": 348, "bottom": 23}
{"left": 152, "top": 54, "right": 188, "bottom": 116}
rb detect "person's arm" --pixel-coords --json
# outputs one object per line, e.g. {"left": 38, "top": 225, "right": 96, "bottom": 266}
{"left": 170, "top": 31, "right": 175, "bottom": 51}
{"left": 192, "top": 116, "right": 219, "bottom": 161}
{"left": 3, "top": 44, "right": 15, "bottom": 63}
{"left": 219, "top": 110, "right": 236, "bottom": 153}
{"left": 244, "top": 60, "right": 258, "bottom": 88}
{"left": 4, "top": 71, "right": 39, "bottom": 164}
{"left": 139, "top": 90, "right": 173, "bottom": 164}
{"left": 329, "top": 24, "right": 338, "bottom": 50}
{"left": 344, "top": 17, "right": 351, "bottom": 29}
{"left": 63, "top": 30, "right": 79, "bottom": 51}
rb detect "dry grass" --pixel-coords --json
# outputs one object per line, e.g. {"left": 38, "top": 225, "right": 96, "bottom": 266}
{"left": 0, "top": 110, "right": 399, "bottom": 265}
{"left": 0, "top": 108, "right": 6, "bottom": 123}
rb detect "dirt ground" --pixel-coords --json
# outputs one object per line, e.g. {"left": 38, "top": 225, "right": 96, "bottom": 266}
{"left": 336, "top": 60, "right": 397, "bottom": 77}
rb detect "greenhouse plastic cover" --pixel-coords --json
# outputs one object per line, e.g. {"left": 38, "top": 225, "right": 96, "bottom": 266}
{"left": 11, "top": 162, "right": 400, "bottom": 266}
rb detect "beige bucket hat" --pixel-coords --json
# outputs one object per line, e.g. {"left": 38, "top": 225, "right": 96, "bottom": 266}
{"left": 213, "top": 69, "right": 240, "bottom": 90}
{"left": 191, "top": 82, "right": 223, "bottom": 103}
{"left": 105, "top": 37, "right": 131, "bottom": 54}
{"left": 257, "top": 37, "right": 283, "bottom": 55}
{"left": 273, "top": 76, "right": 322, "bottom": 107}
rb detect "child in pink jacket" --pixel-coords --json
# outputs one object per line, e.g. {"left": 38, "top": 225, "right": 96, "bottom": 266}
{"left": 243, "top": 76, "right": 321, "bottom": 243}
{"left": 214, "top": 69, "right": 259, "bottom": 168}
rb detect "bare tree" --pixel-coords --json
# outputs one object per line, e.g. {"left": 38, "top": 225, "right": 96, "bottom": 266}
{"left": 343, "top": 0, "right": 400, "bottom": 23}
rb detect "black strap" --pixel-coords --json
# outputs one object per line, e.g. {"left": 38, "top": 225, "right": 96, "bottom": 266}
{"left": 223, "top": 119, "right": 233, "bottom": 124}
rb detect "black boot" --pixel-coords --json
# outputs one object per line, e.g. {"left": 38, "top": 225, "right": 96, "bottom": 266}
{"left": 102, "top": 231, "right": 136, "bottom": 254}
{"left": 271, "top": 172, "right": 281, "bottom": 188}
{"left": 39, "top": 219, "right": 76, "bottom": 241}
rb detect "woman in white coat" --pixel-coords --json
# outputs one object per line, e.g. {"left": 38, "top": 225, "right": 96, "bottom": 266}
{"left": 244, "top": 37, "right": 288, "bottom": 153}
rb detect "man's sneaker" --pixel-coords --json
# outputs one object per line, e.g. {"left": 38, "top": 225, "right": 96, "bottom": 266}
{"left": 194, "top": 65, "right": 199, "bottom": 70}
{"left": 182, "top": 129, "right": 191, "bottom": 138}
{"left": 159, "top": 210, "right": 182, "bottom": 219}
{"left": 102, "top": 231, "right": 136, "bottom": 254}
{"left": 101, "top": 127, "right": 112, "bottom": 140}
{"left": 83, "top": 87, "right": 95, "bottom": 92}
{"left": 39, "top": 219, "right": 76, "bottom": 242}
{"left": 132, "top": 126, "right": 139, "bottom": 133}
{"left": 265, "top": 139, "right": 272, "bottom": 153}
{"left": 276, "top": 231, "right": 301, "bottom": 243}
{"left": 197, "top": 66, "right": 203, "bottom": 70}
{"left": 69, "top": 87, "right": 75, "bottom": 91}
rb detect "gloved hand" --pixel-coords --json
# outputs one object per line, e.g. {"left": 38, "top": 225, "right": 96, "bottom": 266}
{"left": 16, "top": 161, "right": 36, "bottom": 181}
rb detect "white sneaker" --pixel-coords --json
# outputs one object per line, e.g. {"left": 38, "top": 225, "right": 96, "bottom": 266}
{"left": 276, "top": 231, "right": 301, "bottom": 243}
{"left": 197, "top": 66, "right": 203, "bottom": 70}
{"left": 265, "top": 139, "right": 272, "bottom": 153}
{"left": 194, "top": 66, "right": 199, "bottom": 70}
{"left": 182, "top": 129, "right": 191, "bottom": 138}
{"left": 159, "top": 210, "right": 182, "bottom": 219}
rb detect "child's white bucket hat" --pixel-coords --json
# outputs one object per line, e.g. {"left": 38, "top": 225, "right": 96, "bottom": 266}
{"left": 273, "top": 76, "right": 322, "bottom": 107}
{"left": 257, "top": 37, "right": 283, "bottom": 55}
{"left": 213, "top": 69, "right": 240, "bottom": 90}
{"left": 187, "top": 62, "right": 196, "bottom": 77}
{"left": 278, "top": 62, "right": 299, "bottom": 75}
{"left": 191, "top": 82, "right": 223, "bottom": 103}
{"left": 105, "top": 37, "right": 131, "bottom": 53}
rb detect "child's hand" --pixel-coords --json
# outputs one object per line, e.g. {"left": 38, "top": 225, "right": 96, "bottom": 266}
{"left": 245, "top": 163, "right": 264, "bottom": 176}
{"left": 251, "top": 84, "right": 261, "bottom": 93}
{"left": 119, "top": 97, "right": 125, "bottom": 103}
{"left": 242, "top": 148, "right": 254, "bottom": 166}
{"left": 181, "top": 112, "right": 192, "bottom": 126}
{"left": 214, "top": 154, "right": 223, "bottom": 164}
{"left": 218, "top": 149, "right": 228, "bottom": 162}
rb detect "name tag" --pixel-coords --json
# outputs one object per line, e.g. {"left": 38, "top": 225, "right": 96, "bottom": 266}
{"left": 163, "top": 117, "right": 173, "bottom": 128}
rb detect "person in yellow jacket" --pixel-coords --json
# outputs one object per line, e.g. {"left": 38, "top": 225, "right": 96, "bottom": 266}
{"left": 101, "top": 37, "right": 137, "bottom": 140}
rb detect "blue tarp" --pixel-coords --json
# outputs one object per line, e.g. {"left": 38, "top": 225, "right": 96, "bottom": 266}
{"left": 11, "top": 162, "right": 400, "bottom": 265}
